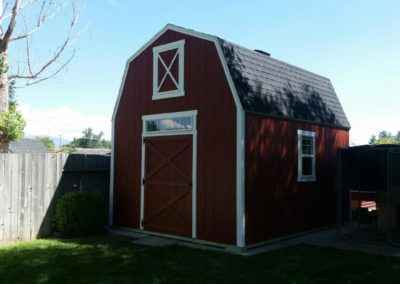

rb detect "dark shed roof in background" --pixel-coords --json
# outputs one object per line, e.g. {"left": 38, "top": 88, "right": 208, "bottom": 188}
{"left": 219, "top": 39, "right": 350, "bottom": 129}
{"left": 341, "top": 144, "right": 400, "bottom": 192}
{"left": 8, "top": 138, "right": 48, "bottom": 153}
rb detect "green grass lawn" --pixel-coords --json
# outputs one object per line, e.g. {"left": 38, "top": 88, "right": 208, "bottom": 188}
{"left": 1, "top": 236, "right": 400, "bottom": 284}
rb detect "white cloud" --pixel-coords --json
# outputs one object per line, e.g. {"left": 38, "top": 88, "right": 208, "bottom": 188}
{"left": 19, "top": 104, "right": 111, "bottom": 142}
{"left": 350, "top": 113, "right": 400, "bottom": 145}
{"left": 160, "top": 118, "right": 191, "bottom": 130}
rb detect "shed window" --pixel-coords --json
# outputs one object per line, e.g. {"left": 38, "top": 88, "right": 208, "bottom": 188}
{"left": 298, "top": 130, "right": 316, "bottom": 182}
{"left": 142, "top": 111, "right": 197, "bottom": 136}
{"left": 145, "top": 117, "right": 193, "bottom": 133}
{"left": 152, "top": 40, "right": 185, "bottom": 100}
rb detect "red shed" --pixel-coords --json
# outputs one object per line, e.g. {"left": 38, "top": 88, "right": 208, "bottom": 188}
{"left": 110, "top": 24, "right": 350, "bottom": 248}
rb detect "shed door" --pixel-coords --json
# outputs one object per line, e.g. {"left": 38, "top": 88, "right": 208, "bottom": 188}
{"left": 142, "top": 135, "right": 193, "bottom": 237}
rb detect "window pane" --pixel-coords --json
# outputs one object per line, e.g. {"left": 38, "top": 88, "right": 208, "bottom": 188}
{"left": 302, "top": 157, "right": 313, "bottom": 176}
{"left": 145, "top": 117, "right": 193, "bottom": 132}
{"left": 302, "top": 136, "right": 314, "bottom": 155}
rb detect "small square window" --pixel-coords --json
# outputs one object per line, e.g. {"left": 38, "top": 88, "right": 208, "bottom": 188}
{"left": 298, "top": 130, "right": 316, "bottom": 182}
{"left": 152, "top": 40, "right": 185, "bottom": 100}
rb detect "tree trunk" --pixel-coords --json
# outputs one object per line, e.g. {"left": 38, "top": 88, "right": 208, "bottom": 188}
{"left": 0, "top": 51, "right": 8, "bottom": 113}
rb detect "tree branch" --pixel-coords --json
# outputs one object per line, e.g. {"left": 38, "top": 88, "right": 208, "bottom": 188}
{"left": 19, "top": 49, "right": 75, "bottom": 86}
{"left": 0, "top": 1, "right": 10, "bottom": 22}
{"left": 6, "top": 0, "right": 80, "bottom": 86}
{"left": 0, "top": 0, "right": 41, "bottom": 23}
{"left": 10, "top": 26, "right": 36, "bottom": 41}
{"left": 25, "top": 35, "right": 33, "bottom": 75}
{"left": 1, "top": 0, "right": 21, "bottom": 49}
{"left": 10, "top": 0, "right": 60, "bottom": 42}
{"left": 9, "top": 34, "right": 73, "bottom": 80}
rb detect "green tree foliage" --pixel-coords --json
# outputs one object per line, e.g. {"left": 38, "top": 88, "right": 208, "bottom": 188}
{"left": 0, "top": 53, "right": 9, "bottom": 75}
{"left": 369, "top": 131, "right": 400, "bottom": 145}
{"left": 8, "top": 80, "right": 16, "bottom": 108}
{"left": 0, "top": 104, "right": 26, "bottom": 143}
{"left": 37, "top": 136, "right": 55, "bottom": 151}
{"left": 67, "top": 128, "right": 111, "bottom": 149}
{"left": 0, "top": 85, "right": 26, "bottom": 143}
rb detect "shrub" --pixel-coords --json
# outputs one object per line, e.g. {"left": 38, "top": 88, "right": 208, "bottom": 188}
{"left": 54, "top": 192, "right": 106, "bottom": 237}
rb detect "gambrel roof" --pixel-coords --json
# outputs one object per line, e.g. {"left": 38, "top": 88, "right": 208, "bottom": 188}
{"left": 219, "top": 39, "right": 350, "bottom": 129}
{"left": 115, "top": 24, "right": 350, "bottom": 129}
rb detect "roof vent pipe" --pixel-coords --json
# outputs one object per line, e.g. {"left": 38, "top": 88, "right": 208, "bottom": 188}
{"left": 254, "top": 49, "right": 271, "bottom": 57}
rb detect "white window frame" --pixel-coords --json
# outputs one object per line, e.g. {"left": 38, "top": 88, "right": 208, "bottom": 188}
{"left": 152, "top": 40, "right": 185, "bottom": 100}
{"left": 297, "top": 129, "right": 316, "bottom": 182}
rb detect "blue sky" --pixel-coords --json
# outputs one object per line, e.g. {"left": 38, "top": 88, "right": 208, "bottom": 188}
{"left": 15, "top": 0, "right": 400, "bottom": 144}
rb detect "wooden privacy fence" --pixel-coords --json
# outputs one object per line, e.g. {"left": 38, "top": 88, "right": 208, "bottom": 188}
{"left": 0, "top": 153, "right": 110, "bottom": 243}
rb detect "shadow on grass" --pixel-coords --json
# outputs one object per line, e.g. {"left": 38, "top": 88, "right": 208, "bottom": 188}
{"left": 1, "top": 235, "right": 400, "bottom": 284}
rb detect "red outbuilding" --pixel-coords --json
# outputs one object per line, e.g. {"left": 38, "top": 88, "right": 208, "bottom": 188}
{"left": 110, "top": 24, "right": 350, "bottom": 248}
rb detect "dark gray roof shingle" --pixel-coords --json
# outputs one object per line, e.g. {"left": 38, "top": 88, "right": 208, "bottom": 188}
{"left": 219, "top": 39, "right": 350, "bottom": 129}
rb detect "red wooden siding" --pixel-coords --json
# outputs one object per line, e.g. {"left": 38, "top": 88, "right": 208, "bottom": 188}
{"left": 245, "top": 114, "right": 349, "bottom": 245}
{"left": 114, "top": 30, "right": 237, "bottom": 244}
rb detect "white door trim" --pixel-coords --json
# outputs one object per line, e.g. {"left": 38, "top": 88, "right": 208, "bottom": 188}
{"left": 108, "top": 118, "right": 115, "bottom": 226}
{"left": 140, "top": 110, "right": 198, "bottom": 239}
